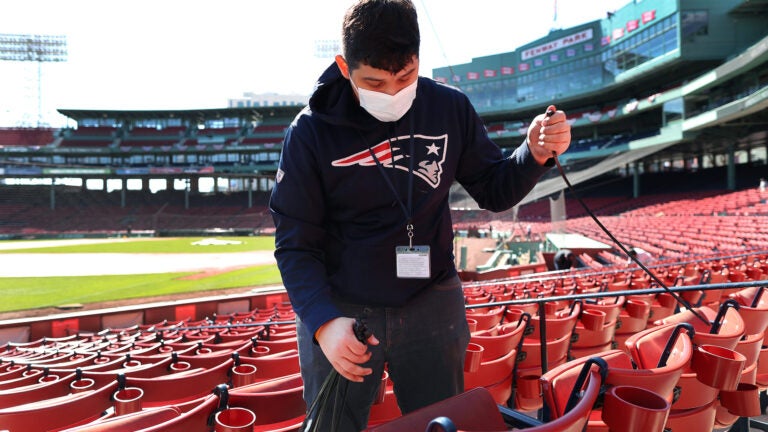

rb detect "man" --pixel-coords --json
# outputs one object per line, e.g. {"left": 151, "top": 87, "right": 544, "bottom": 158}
{"left": 554, "top": 248, "right": 576, "bottom": 270}
{"left": 269, "top": 0, "right": 571, "bottom": 429}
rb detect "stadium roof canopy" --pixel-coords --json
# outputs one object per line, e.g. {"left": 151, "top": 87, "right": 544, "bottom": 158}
{"left": 728, "top": 0, "right": 768, "bottom": 15}
{"left": 57, "top": 106, "right": 303, "bottom": 124}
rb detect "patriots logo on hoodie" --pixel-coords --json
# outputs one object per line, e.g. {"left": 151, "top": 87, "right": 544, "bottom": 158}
{"left": 331, "top": 134, "right": 448, "bottom": 189}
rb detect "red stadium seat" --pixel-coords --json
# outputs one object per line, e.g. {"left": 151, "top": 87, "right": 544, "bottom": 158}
{"left": 367, "top": 360, "right": 604, "bottom": 432}
{"left": 365, "top": 387, "right": 508, "bottom": 431}
{"left": 0, "top": 381, "right": 118, "bottom": 431}
{"left": 138, "top": 393, "right": 220, "bottom": 432}
{"left": 57, "top": 407, "right": 182, "bottom": 432}
{"left": 120, "top": 358, "right": 233, "bottom": 407}
{"left": 228, "top": 373, "right": 306, "bottom": 428}
{"left": 238, "top": 349, "right": 300, "bottom": 382}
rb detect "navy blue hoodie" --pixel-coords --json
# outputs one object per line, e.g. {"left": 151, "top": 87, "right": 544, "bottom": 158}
{"left": 269, "top": 63, "right": 551, "bottom": 336}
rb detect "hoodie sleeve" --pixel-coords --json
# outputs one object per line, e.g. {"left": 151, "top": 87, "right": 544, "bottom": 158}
{"left": 454, "top": 95, "right": 552, "bottom": 212}
{"left": 269, "top": 118, "right": 341, "bottom": 337}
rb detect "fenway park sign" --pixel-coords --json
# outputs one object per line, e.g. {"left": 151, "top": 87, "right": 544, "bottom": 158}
{"left": 521, "top": 29, "right": 594, "bottom": 61}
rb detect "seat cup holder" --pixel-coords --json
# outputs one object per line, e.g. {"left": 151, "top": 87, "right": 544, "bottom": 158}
{"left": 70, "top": 377, "right": 95, "bottom": 393}
{"left": 466, "top": 318, "right": 478, "bottom": 333}
{"left": 581, "top": 309, "right": 606, "bottom": 331}
{"left": 657, "top": 293, "right": 677, "bottom": 309}
{"left": 517, "top": 374, "right": 542, "bottom": 400}
{"left": 113, "top": 386, "right": 144, "bottom": 416}
{"left": 39, "top": 374, "right": 59, "bottom": 383}
{"left": 691, "top": 344, "right": 746, "bottom": 391}
{"left": 464, "top": 343, "right": 484, "bottom": 373}
{"left": 625, "top": 299, "right": 651, "bottom": 319}
{"left": 214, "top": 407, "right": 256, "bottom": 432}
{"left": 719, "top": 382, "right": 761, "bottom": 417}
{"left": 170, "top": 361, "right": 192, "bottom": 372}
{"left": 231, "top": 364, "right": 257, "bottom": 388}
{"left": 251, "top": 345, "right": 270, "bottom": 357}
{"left": 602, "top": 385, "right": 671, "bottom": 432}
{"left": 544, "top": 302, "right": 558, "bottom": 317}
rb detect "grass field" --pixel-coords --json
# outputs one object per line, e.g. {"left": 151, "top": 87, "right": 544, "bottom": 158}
{"left": 0, "top": 237, "right": 282, "bottom": 314}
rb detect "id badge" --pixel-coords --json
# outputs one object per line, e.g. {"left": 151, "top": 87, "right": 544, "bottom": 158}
{"left": 395, "top": 246, "right": 431, "bottom": 279}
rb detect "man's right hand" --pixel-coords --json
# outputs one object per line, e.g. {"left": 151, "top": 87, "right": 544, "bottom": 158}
{"left": 314, "top": 317, "right": 380, "bottom": 382}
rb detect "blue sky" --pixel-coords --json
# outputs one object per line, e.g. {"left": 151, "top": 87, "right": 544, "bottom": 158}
{"left": 0, "top": 0, "right": 631, "bottom": 115}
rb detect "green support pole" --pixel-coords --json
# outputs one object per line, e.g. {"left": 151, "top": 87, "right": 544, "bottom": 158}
{"left": 121, "top": 180, "right": 126, "bottom": 208}
{"left": 247, "top": 178, "right": 253, "bottom": 209}
{"left": 727, "top": 143, "right": 736, "bottom": 191}
{"left": 49, "top": 181, "right": 55, "bottom": 210}
{"left": 632, "top": 162, "right": 640, "bottom": 198}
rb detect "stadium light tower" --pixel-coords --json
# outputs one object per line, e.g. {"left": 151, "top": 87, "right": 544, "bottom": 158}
{"left": 0, "top": 33, "right": 68, "bottom": 127}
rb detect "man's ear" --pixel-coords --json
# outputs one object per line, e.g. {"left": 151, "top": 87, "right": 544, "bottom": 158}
{"left": 335, "top": 55, "right": 350, "bottom": 79}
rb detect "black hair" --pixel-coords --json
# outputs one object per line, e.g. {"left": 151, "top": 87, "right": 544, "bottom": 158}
{"left": 342, "top": 0, "right": 420, "bottom": 73}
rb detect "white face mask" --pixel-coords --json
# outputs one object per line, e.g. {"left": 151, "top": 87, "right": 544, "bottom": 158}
{"left": 352, "top": 78, "right": 418, "bottom": 122}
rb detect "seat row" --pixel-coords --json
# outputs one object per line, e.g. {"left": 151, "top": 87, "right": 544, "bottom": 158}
{"left": 2, "top": 253, "right": 767, "bottom": 431}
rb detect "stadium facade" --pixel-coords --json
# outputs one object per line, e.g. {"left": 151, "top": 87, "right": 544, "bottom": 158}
{"left": 435, "top": 0, "right": 767, "bottom": 205}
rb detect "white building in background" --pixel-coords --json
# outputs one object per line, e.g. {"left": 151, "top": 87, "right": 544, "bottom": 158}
{"left": 228, "top": 92, "right": 308, "bottom": 109}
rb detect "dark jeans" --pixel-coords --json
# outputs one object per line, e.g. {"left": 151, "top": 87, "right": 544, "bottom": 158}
{"left": 297, "top": 274, "right": 470, "bottom": 431}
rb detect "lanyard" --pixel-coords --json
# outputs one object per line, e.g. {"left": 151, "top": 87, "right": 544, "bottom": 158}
{"left": 365, "top": 114, "right": 416, "bottom": 247}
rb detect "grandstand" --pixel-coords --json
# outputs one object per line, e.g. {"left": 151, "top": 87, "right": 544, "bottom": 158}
{"left": 1, "top": 0, "right": 768, "bottom": 430}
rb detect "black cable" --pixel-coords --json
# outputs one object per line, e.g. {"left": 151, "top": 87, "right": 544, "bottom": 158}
{"left": 302, "top": 368, "right": 340, "bottom": 431}
{"left": 300, "top": 318, "right": 372, "bottom": 432}
{"left": 546, "top": 108, "right": 710, "bottom": 326}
